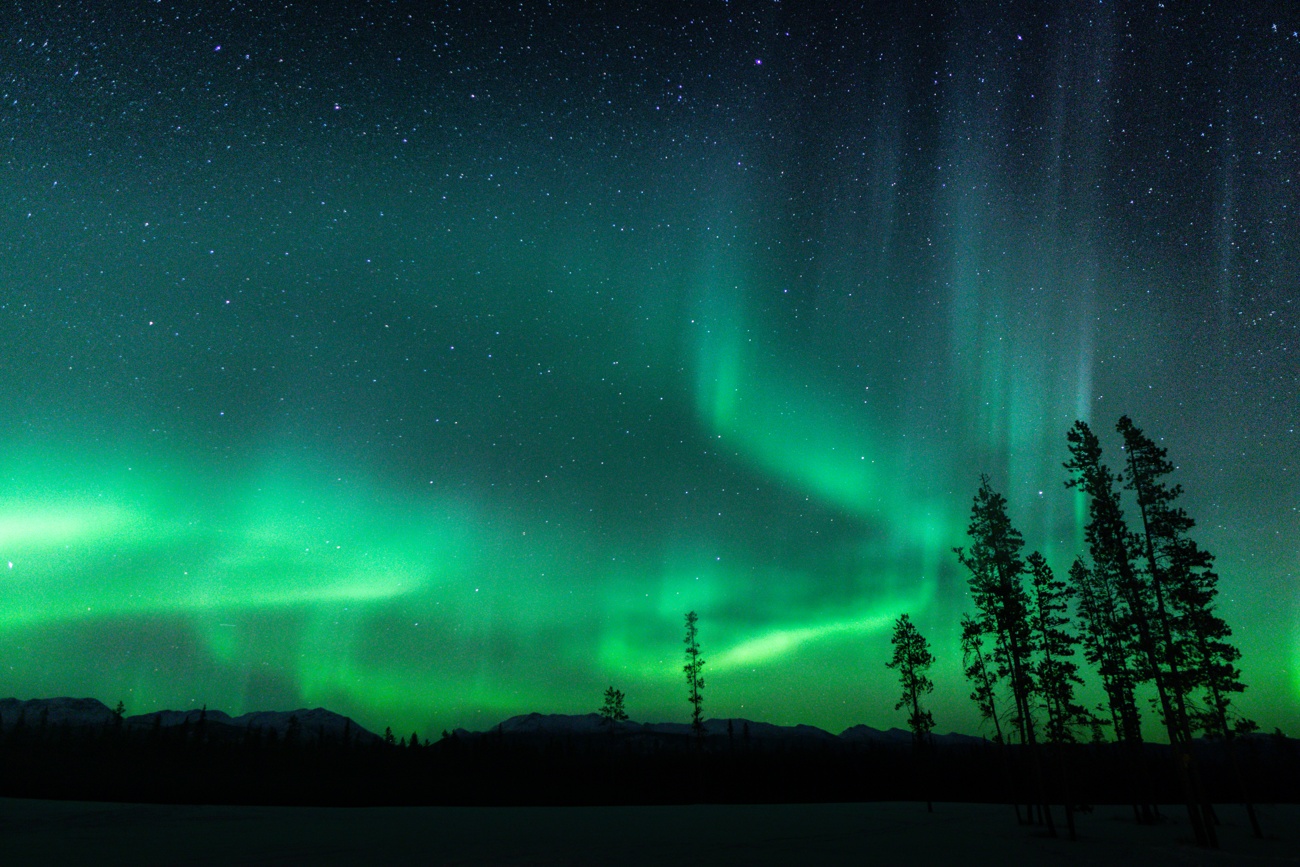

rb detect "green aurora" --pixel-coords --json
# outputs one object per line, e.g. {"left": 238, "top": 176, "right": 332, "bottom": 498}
{"left": 1, "top": 2, "right": 1296, "bottom": 740}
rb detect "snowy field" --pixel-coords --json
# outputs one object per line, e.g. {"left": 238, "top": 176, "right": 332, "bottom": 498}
{"left": 2, "top": 799, "right": 1296, "bottom": 865}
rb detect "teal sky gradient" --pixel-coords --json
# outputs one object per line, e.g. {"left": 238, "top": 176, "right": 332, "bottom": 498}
{"left": 1, "top": 2, "right": 1296, "bottom": 740}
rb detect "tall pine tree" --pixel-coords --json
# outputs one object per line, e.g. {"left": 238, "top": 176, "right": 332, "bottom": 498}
{"left": 1065, "top": 419, "right": 1215, "bottom": 846}
{"left": 955, "top": 476, "right": 1054, "bottom": 836}
{"left": 1067, "top": 557, "right": 1142, "bottom": 747}
{"left": 1026, "top": 552, "right": 1087, "bottom": 841}
{"left": 1025, "top": 553, "right": 1085, "bottom": 747}
{"left": 887, "top": 613, "right": 936, "bottom": 812}
{"left": 1068, "top": 554, "right": 1158, "bottom": 824}
{"left": 1118, "top": 415, "right": 1259, "bottom": 837}
{"left": 960, "top": 613, "right": 1005, "bottom": 745}
{"left": 683, "top": 611, "right": 706, "bottom": 742}
{"left": 887, "top": 614, "right": 936, "bottom": 749}
{"left": 1117, "top": 416, "right": 1251, "bottom": 739}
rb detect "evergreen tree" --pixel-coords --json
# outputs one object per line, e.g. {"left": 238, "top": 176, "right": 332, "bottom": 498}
{"left": 1176, "top": 553, "right": 1252, "bottom": 741}
{"left": 1118, "top": 415, "right": 1260, "bottom": 837}
{"left": 1067, "top": 558, "right": 1142, "bottom": 747}
{"left": 955, "top": 476, "right": 1054, "bottom": 835}
{"left": 683, "top": 611, "right": 706, "bottom": 741}
{"left": 886, "top": 613, "right": 936, "bottom": 812}
{"left": 955, "top": 477, "right": 1039, "bottom": 750}
{"left": 1026, "top": 552, "right": 1087, "bottom": 841}
{"left": 887, "top": 614, "right": 936, "bottom": 747}
{"left": 1066, "top": 420, "right": 1174, "bottom": 723}
{"left": 1117, "top": 416, "right": 1251, "bottom": 738}
{"left": 961, "top": 611, "right": 1024, "bottom": 824}
{"left": 1116, "top": 416, "right": 1196, "bottom": 740}
{"left": 960, "top": 614, "right": 1005, "bottom": 745}
{"left": 1025, "top": 553, "right": 1085, "bottom": 746}
{"left": 599, "top": 686, "right": 628, "bottom": 729}
{"left": 1068, "top": 551, "right": 1157, "bottom": 826}
{"left": 1066, "top": 421, "right": 1168, "bottom": 829}
{"left": 1065, "top": 419, "right": 1214, "bottom": 846}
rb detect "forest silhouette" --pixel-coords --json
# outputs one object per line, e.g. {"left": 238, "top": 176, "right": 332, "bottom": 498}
{"left": 2, "top": 418, "right": 1294, "bottom": 852}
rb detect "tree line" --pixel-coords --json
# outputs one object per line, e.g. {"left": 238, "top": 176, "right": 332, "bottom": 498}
{"left": 581, "top": 418, "right": 1267, "bottom": 845}
{"left": 1, "top": 416, "right": 1284, "bottom": 823}
{"left": 882, "top": 415, "right": 1259, "bottom": 847}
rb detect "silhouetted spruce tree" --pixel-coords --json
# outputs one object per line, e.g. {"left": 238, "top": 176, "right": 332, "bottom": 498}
{"left": 599, "top": 686, "right": 628, "bottom": 730}
{"left": 1065, "top": 419, "right": 1213, "bottom": 846}
{"left": 1026, "top": 552, "right": 1087, "bottom": 840}
{"left": 956, "top": 479, "right": 1037, "bottom": 747}
{"left": 1118, "top": 416, "right": 1260, "bottom": 837}
{"left": 1026, "top": 553, "right": 1086, "bottom": 747}
{"left": 1068, "top": 556, "right": 1156, "bottom": 824}
{"left": 1116, "top": 416, "right": 1197, "bottom": 740}
{"left": 1067, "top": 558, "right": 1142, "bottom": 747}
{"left": 955, "top": 476, "right": 1054, "bottom": 835}
{"left": 1117, "top": 416, "right": 1251, "bottom": 735}
{"left": 960, "top": 613, "right": 1005, "bottom": 745}
{"left": 887, "top": 613, "right": 936, "bottom": 812}
{"left": 962, "top": 611, "right": 1023, "bottom": 824}
{"left": 683, "top": 611, "right": 706, "bottom": 742}
{"left": 1175, "top": 546, "right": 1259, "bottom": 836}
{"left": 887, "top": 614, "right": 936, "bottom": 747}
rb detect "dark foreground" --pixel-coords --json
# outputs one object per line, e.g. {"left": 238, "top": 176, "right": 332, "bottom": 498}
{"left": 3, "top": 799, "right": 1297, "bottom": 866}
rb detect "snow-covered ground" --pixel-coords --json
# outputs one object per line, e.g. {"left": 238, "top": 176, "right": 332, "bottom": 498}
{"left": 2, "top": 799, "right": 1295, "bottom": 866}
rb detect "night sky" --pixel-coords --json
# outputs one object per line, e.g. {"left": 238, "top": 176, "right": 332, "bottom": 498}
{"left": 2, "top": 1, "right": 1296, "bottom": 741}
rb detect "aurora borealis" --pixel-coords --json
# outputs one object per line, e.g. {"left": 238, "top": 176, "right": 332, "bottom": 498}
{"left": 1, "top": 1, "right": 1296, "bottom": 741}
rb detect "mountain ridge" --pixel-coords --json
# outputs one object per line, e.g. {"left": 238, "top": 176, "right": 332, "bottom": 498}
{"left": 0, "top": 697, "right": 381, "bottom": 743}
{"left": 452, "top": 710, "right": 988, "bottom": 746}
{"left": 2, "top": 698, "right": 990, "bottom": 747}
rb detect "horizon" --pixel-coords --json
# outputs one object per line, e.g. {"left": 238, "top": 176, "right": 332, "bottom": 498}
{"left": 1, "top": 3, "right": 1296, "bottom": 743}
{"left": 1, "top": 688, "right": 1290, "bottom": 748}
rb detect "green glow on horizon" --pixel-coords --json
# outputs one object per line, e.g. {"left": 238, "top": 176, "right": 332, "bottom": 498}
{"left": 0, "top": 455, "right": 480, "bottom": 631}
{"left": 1, "top": 5, "right": 1293, "bottom": 743}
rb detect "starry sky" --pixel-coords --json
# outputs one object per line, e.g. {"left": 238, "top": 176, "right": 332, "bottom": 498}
{"left": 2, "top": 1, "right": 1297, "bottom": 741}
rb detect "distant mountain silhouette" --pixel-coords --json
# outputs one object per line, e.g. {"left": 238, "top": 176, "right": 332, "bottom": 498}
{"left": 7, "top": 698, "right": 1276, "bottom": 756}
{"left": 0, "top": 696, "right": 119, "bottom": 728}
{"left": 3, "top": 697, "right": 1297, "bottom": 809}
{"left": 453, "top": 712, "right": 989, "bottom": 748}
{"left": 0, "top": 699, "right": 993, "bottom": 750}
{"left": 0, "top": 697, "right": 379, "bottom": 744}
